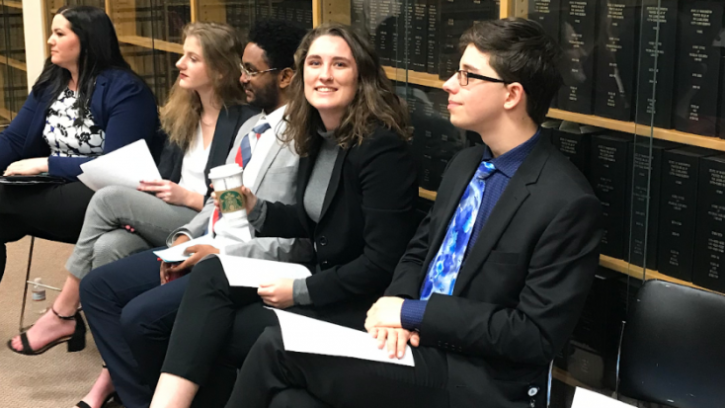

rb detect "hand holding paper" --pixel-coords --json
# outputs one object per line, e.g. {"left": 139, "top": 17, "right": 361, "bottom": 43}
{"left": 153, "top": 235, "right": 216, "bottom": 263}
{"left": 271, "top": 309, "right": 415, "bottom": 367}
{"left": 78, "top": 140, "right": 161, "bottom": 191}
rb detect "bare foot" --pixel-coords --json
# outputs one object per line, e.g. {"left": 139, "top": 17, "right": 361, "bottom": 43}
{"left": 10, "top": 308, "right": 76, "bottom": 352}
{"left": 75, "top": 368, "right": 115, "bottom": 408}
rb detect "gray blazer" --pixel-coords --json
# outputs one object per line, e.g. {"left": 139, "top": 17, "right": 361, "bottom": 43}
{"left": 166, "top": 112, "right": 314, "bottom": 263}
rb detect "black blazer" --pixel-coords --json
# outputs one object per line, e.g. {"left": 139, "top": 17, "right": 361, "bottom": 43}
{"left": 257, "top": 126, "right": 419, "bottom": 311}
{"left": 158, "top": 104, "right": 260, "bottom": 199}
{"left": 386, "top": 136, "right": 602, "bottom": 408}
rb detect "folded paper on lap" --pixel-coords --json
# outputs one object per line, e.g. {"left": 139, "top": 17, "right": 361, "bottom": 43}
{"left": 271, "top": 309, "right": 416, "bottom": 367}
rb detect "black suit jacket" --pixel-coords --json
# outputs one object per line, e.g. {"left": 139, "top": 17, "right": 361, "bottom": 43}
{"left": 158, "top": 104, "right": 260, "bottom": 198}
{"left": 386, "top": 136, "right": 602, "bottom": 408}
{"left": 257, "top": 126, "right": 419, "bottom": 319}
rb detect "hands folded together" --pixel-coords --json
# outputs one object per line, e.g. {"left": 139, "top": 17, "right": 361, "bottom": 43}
{"left": 365, "top": 297, "right": 419, "bottom": 360}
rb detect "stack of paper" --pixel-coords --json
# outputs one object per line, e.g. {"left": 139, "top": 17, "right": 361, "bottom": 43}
{"left": 78, "top": 140, "right": 161, "bottom": 191}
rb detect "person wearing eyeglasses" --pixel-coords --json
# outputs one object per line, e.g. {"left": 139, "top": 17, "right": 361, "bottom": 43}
{"left": 226, "top": 18, "right": 603, "bottom": 408}
{"left": 77, "top": 20, "right": 311, "bottom": 408}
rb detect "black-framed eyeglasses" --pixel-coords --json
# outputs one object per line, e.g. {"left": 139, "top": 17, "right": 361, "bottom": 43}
{"left": 456, "top": 70, "right": 510, "bottom": 87}
{"left": 240, "top": 63, "right": 279, "bottom": 78}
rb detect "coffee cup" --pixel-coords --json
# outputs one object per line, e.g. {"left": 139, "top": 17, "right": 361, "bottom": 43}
{"left": 209, "top": 164, "right": 245, "bottom": 220}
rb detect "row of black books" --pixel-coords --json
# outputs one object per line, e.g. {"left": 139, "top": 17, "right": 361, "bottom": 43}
{"left": 1, "top": 66, "right": 28, "bottom": 117}
{"left": 532, "top": 0, "right": 725, "bottom": 138}
{"left": 350, "top": 0, "right": 500, "bottom": 79}
{"left": 0, "top": 5, "right": 25, "bottom": 63}
{"left": 222, "top": 0, "right": 313, "bottom": 40}
{"left": 403, "top": 84, "right": 470, "bottom": 191}
{"left": 549, "top": 120, "right": 725, "bottom": 293}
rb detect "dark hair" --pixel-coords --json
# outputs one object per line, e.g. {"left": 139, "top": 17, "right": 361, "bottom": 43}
{"left": 32, "top": 5, "right": 132, "bottom": 125}
{"left": 248, "top": 19, "right": 307, "bottom": 70}
{"left": 459, "top": 17, "right": 562, "bottom": 125}
{"left": 284, "top": 23, "right": 409, "bottom": 157}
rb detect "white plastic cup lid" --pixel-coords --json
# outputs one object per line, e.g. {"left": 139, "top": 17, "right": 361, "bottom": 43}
{"left": 209, "top": 164, "right": 243, "bottom": 180}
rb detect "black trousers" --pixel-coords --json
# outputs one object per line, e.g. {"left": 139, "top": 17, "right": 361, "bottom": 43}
{"left": 0, "top": 182, "right": 94, "bottom": 278}
{"left": 162, "top": 257, "right": 375, "bottom": 402}
{"left": 226, "top": 326, "right": 451, "bottom": 408}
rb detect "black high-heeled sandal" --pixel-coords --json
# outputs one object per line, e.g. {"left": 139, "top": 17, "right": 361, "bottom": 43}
{"left": 6, "top": 307, "right": 86, "bottom": 355}
{"left": 76, "top": 392, "right": 120, "bottom": 408}
{"left": 76, "top": 365, "right": 122, "bottom": 408}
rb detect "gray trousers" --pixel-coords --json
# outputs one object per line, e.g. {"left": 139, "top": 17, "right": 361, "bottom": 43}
{"left": 66, "top": 186, "right": 198, "bottom": 279}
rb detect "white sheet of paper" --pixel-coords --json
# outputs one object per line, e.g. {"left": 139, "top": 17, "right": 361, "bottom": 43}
{"left": 78, "top": 140, "right": 161, "bottom": 191}
{"left": 153, "top": 235, "right": 216, "bottom": 263}
{"left": 271, "top": 309, "right": 415, "bottom": 367}
{"left": 572, "top": 388, "right": 631, "bottom": 408}
{"left": 216, "top": 255, "right": 311, "bottom": 287}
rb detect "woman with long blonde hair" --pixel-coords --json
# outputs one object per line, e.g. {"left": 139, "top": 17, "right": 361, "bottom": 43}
{"left": 7, "top": 21, "right": 256, "bottom": 408}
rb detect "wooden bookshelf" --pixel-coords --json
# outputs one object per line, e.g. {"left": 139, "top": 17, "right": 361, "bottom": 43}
{"left": 3, "top": 1, "right": 22, "bottom": 9}
{"left": 418, "top": 189, "right": 725, "bottom": 295}
{"left": 0, "top": 54, "right": 27, "bottom": 71}
{"left": 388, "top": 68, "right": 725, "bottom": 153}
{"left": 117, "top": 35, "right": 184, "bottom": 54}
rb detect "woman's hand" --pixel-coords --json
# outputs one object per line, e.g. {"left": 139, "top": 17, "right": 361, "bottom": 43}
{"left": 3, "top": 158, "right": 49, "bottom": 176}
{"left": 240, "top": 186, "right": 258, "bottom": 213}
{"left": 258, "top": 278, "right": 295, "bottom": 309}
{"left": 138, "top": 179, "right": 196, "bottom": 207}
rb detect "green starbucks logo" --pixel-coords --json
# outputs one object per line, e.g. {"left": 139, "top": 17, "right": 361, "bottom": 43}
{"left": 220, "top": 190, "right": 244, "bottom": 213}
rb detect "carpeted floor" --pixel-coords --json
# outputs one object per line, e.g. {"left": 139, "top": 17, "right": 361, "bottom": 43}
{"left": 0, "top": 237, "right": 109, "bottom": 407}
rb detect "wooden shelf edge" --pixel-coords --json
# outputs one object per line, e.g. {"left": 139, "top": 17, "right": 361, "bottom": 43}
{"left": 118, "top": 35, "right": 183, "bottom": 54}
{"left": 599, "top": 255, "right": 723, "bottom": 295}
{"left": 384, "top": 66, "right": 445, "bottom": 88}
{"left": 4, "top": 1, "right": 22, "bottom": 9}
{"left": 419, "top": 188, "right": 437, "bottom": 201}
{"left": 0, "top": 54, "right": 27, "bottom": 71}
{"left": 548, "top": 108, "right": 725, "bottom": 152}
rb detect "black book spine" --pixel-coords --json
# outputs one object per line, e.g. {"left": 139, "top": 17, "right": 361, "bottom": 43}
{"left": 377, "top": 0, "right": 393, "bottom": 66}
{"left": 558, "top": 0, "right": 599, "bottom": 114}
{"left": 551, "top": 129, "right": 592, "bottom": 179}
{"left": 590, "top": 135, "right": 630, "bottom": 259}
{"left": 628, "top": 141, "right": 678, "bottom": 269}
{"left": 367, "top": 0, "right": 381, "bottom": 65}
{"left": 674, "top": 1, "right": 724, "bottom": 137}
{"left": 658, "top": 149, "right": 709, "bottom": 281}
{"left": 351, "top": 0, "right": 370, "bottom": 40}
{"left": 635, "top": 0, "right": 679, "bottom": 129}
{"left": 694, "top": 156, "right": 725, "bottom": 292}
{"left": 411, "top": 0, "right": 429, "bottom": 72}
{"left": 529, "top": 0, "right": 562, "bottom": 44}
{"left": 437, "top": 0, "right": 458, "bottom": 79}
{"left": 426, "top": 0, "right": 440, "bottom": 75}
{"left": 594, "top": 0, "right": 639, "bottom": 121}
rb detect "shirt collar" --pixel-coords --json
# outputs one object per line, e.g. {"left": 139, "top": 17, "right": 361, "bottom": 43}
{"left": 261, "top": 104, "right": 287, "bottom": 135}
{"left": 482, "top": 129, "right": 541, "bottom": 178}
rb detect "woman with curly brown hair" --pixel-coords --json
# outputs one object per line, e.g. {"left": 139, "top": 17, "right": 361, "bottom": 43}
{"left": 147, "top": 22, "right": 420, "bottom": 408}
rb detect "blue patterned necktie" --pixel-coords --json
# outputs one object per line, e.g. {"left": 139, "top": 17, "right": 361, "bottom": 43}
{"left": 420, "top": 161, "right": 496, "bottom": 300}
{"left": 237, "top": 122, "right": 270, "bottom": 168}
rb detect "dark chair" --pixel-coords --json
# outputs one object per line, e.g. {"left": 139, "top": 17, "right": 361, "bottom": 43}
{"left": 617, "top": 279, "right": 725, "bottom": 408}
